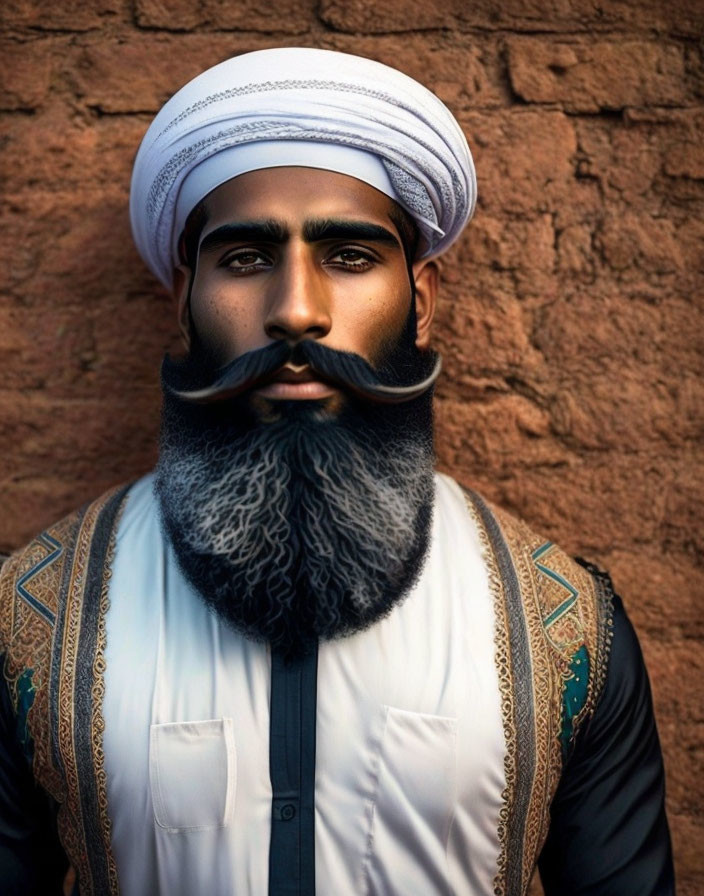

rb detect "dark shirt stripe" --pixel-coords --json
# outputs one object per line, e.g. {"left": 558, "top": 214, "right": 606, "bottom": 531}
{"left": 268, "top": 643, "right": 318, "bottom": 896}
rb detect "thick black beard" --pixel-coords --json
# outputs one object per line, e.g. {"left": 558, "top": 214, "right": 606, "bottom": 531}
{"left": 155, "top": 310, "right": 437, "bottom": 658}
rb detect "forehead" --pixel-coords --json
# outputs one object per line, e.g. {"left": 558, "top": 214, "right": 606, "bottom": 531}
{"left": 199, "top": 167, "right": 400, "bottom": 233}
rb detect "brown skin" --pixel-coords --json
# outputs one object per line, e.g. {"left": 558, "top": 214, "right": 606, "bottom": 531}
{"left": 173, "top": 167, "right": 438, "bottom": 407}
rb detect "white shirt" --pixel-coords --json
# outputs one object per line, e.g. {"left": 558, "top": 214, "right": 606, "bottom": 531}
{"left": 103, "top": 472, "right": 505, "bottom": 895}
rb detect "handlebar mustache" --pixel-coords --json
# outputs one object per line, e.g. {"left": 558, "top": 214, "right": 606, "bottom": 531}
{"left": 162, "top": 340, "right": 441, "bottom": 406}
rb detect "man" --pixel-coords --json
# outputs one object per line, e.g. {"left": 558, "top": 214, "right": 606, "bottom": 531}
{"left": 0, "top": 47, "right": 674, "bottom": 895}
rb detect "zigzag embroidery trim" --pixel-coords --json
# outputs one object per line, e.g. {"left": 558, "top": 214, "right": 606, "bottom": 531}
{"left": 532, "top": 542, "right": 579, "bottom": 628}
{"left": 16, "top": 532, "right": 62, "bottom": 626}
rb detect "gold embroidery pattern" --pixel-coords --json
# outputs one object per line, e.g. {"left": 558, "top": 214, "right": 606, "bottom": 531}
{"left": 0, "top": 487, "right": 128, "bottom": 896}
{"left": 531, "top": 543, "right": 601, "bottom": 754}
{"left": 462, "top": 494, "right": 515, "bottom": 896}
{"left": 56, "top": 496, "right": 101, "bottom": 890}
{"left": 92, "top": 498, "right": 125, "bottom": 895}
{"left": 0, "top": 514, "right": 79, "bottom": 807}
{"left": 503, "top": 521, "right": 556, "bottom": 893}
{"left": 463, "top": 491, "right": 602, "bottom": 896}
{"left": 57, "top": 487, "right": 128, "bottom": 895}
{"left": 500, "top": 510, "right": 601, "bottom": 895}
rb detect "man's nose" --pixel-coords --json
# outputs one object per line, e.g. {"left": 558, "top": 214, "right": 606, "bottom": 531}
{"left": 263, "top": 246, "right": 332, "bottom": 343}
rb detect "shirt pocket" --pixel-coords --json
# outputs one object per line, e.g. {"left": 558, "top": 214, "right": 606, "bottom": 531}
{"left": 362, "top": 705, "right": 458, "bottom": 896}
{"left": 149, "top": 717, "right": 236, "bottom": 833}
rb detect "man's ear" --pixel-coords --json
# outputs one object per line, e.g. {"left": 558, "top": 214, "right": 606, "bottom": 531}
{"left": 173, "top": 264, "right": 193, "bottom": 351}
{"left": 411, "top": 258, "right": 439, "bottom": 350}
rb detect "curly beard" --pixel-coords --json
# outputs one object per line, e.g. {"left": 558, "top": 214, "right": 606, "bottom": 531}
{"left": 155, "top": 310, "right": 436, "bottom": 657}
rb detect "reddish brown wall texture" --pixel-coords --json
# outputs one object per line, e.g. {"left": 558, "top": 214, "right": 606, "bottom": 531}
{"left": 1, "top": 1, "right": 702, "bottom": 891}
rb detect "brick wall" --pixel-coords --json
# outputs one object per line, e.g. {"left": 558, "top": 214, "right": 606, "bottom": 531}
{"left": 1, "top": 1, "right": 702, "bottom": 891}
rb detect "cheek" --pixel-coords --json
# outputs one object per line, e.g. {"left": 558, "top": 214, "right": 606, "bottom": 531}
{"left": 336, "top": 284, "right": 411, "bottom": 363}
{"left": 189, "top": 284, "right": 262, "bottom": 363}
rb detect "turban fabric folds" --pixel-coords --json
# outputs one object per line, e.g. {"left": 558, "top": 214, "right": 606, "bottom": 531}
{"left": 130, "top": 47, "right": 477, "bottom": 287}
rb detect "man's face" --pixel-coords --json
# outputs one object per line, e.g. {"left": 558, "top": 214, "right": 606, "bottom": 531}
{"left": 174, "top": 167, "right": 437, "bottom": 407}
{"left": 161, "top": 166, "right": 440, "bottom": 654}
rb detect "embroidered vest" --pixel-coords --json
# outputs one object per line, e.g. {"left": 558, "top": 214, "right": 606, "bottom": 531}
{"left": 0, "top": 484, "right": 611, "bottom": 896}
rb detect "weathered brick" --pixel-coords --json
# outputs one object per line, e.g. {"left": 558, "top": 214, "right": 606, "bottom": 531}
{"left": 556, "top": 224, "right": 596, "bottom": 280}
{"left": 0, "top": 303, "right": 95, "bottom": 393}
{"left": 319, "top": 0, "right": 460, "bottom": 34}
{"left": 436, "top": 393, "right": 565, "bottom": 477}
{"left": 675, "top": 217, "right": 704, "bottom": 274}
{"left": 576, "top": 110, "right": 704, "bottom": 207}
{"left": 454, "top": 452, "right": 698, "bottom": 557}
{"left": 668, "top": 814, "right": 704, "bottom": 893}
{"left": 0, "top": 471, "right": 149, "bottom": 553}
{"left": 0, "top": 113, "right": 143, "bottom": 192}
{"left": 464, "top": 109, "right": 577, "bottom": 216}
{"left": 437, "top": 288, "right": 545, "bottom": 386}
{"left": 603, "top": 548, "right": 704, "bottom": 636}
{"left": 533, "top": 292, "right": 704, "bottom": 447}
{"left": 67, "top": 30, "right": 504, "bottom": 116}
{"left": 663, "top": 110, "right": 704, "bottom": 180}
{"left": 70, "top": 33, "right": 278, "bottom": 113}
{"left": 0, "top": 190, "right": 144, "bottom": 304}
{"left": 318, "top": 0, "right": 704, "bottom": 37}
{"left": 574, "top": 119, "right": 661, "bottom": 204}
{"left": 1, "top": 0, "right": 128, "bottom": 31}
{"left": 135, "top": 0, "right": 313, "bottom": 32}
{"left": 0, "top": 293, "right": 179, "bottom": 398}
{"left": 319, "top": 32, "right": 507, "bottom": 111}
{"left": 666, "top": 142, "right": 704, "bottom": 180}
{"left": 508, "top": 38, "right": 687, "bottom": 112}
{"left": 0, "top": 477, "right": 106, "bottom": 553}
{"left": 636, "top": 640, "right": 704, "bottom": 812}
{"left": 457, "top": 213, "right": 557, "bottom": 296}
{"left": 0, "top": 38, "right": 52, "bottom": 110}
{"left": 596, "top": 213, "right": 684, "bottom": 276}
{"left": 0, "top": 392, "right": 159, "bottom": 512}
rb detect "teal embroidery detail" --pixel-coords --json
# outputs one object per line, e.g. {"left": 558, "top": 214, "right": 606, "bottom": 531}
{"left": 16, "top": 532, "right": 61, "bottom": 626}
{"left": 15, "top": 667, "right": 37, "bottom": 763}
{"left": 532, "top": 542, "right": 579, "bottom": 628}
{"left": 531, "top": 542, "right": 553, "bottom": 561}
{"left": 561, "top": 645, "right": 589, "bottom": 754}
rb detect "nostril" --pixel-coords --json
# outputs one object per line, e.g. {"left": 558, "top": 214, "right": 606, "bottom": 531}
{"left": 265, "top": 323, "right": 289, "bottom": 340}
{"left": 265, "top": 321, "right": 330, "bottom": 341}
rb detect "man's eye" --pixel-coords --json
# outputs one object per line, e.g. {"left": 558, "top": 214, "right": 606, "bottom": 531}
{"left": 222, "top": 250, "right": 270, "bottom": 271}
{"left": 327, "top": 248, "right": 375, "bottom": 270}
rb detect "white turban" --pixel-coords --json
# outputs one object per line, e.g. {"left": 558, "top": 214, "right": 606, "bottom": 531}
{"left": 130, "top": 47, "right": 477, "bottom": 288}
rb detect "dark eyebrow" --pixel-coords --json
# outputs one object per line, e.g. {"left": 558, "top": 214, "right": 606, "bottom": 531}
{"left": 198, "top": 216, "right": 401, "bottom": 255}
{"left": 302, "top": 218, "right": 401, "bottom": 248}
{"left": 199, "top": 219, "right": 289, "bottom": 253}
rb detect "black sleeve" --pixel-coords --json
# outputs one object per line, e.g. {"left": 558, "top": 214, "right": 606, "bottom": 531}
{"left": 538, "top": 589, "right": 675, "bottom": 895}
{"left": 0, "top": 662, "right": 68, "bottom": 895}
